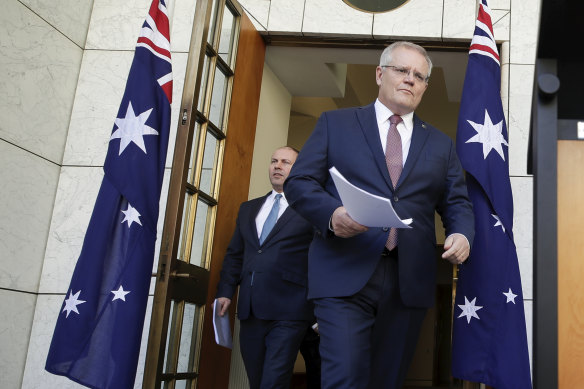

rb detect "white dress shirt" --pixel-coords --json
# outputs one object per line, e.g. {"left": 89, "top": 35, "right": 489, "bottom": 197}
{"left": 374, "top": 99, "right": 414, "bottom": 165}
{"left": 255, "top": 190, "right": 289, "bottom": 238}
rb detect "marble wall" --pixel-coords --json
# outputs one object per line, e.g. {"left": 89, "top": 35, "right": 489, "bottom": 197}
{"left": 3, "top": 0, "right": 540, "bottom": 387}
{"left": 17, "top": 0, "right": 195, "bottom": 387}
{"left": 1, "top": 0, "right": 89, "bottom": 386}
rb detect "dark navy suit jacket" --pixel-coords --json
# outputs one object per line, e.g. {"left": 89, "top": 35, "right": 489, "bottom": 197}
{"left": 216, "top": 193, "right": 314, "bottom": 320}
{"left": 284, "top": 103, "right": 475, "bottom": 308}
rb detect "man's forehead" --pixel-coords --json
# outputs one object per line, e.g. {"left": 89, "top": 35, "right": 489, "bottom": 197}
{"left": 391, "top": 47, "right": 428, "bottom": 66}
{"left": 272, "top": 148, "right": 297, "bottom": 160}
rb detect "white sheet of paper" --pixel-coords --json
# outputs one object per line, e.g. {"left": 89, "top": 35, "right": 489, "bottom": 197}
{"left": 213, "top": 299, "right": 233, "bottom": 349}
{"left": 329, "top": 166, "right": 413, "bottom": 228}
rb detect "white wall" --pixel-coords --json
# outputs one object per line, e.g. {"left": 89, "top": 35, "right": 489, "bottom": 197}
{"left": 247, "top": 64, "right": 293, "bottom": 200}
{"left": 0, "top": 0, "right": 90, "bottom": 386}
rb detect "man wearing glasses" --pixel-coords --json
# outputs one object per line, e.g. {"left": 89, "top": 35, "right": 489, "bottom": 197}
{"left": 284, "top": 41, "right": 475, "bottom": 388}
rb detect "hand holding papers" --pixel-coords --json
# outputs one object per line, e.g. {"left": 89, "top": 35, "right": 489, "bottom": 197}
{"left": 329, "top": 167, "right": 413, "bottom": 228}
{"left": 213, "top": 299, "right": 233, "bottom": 349}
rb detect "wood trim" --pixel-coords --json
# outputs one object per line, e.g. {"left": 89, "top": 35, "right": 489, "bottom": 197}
{"left": 557, "top": 140, "right": 584, "bottom": 388}
{"left": 196, "top": 13, "right": 266, "bottom": 389}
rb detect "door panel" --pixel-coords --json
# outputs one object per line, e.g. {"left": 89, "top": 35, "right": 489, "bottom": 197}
{"left": 558, "top": 140, "right": 584, "bottom": 388}
{"left": 197, "top": 13, "right": 266, "bottom": 389}
{"left": 143, "top": 1, "right": 265, "bottom": 387}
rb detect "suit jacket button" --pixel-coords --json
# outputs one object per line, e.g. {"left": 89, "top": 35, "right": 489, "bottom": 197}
{"left": 258, "top": 249, "right": 262, "bottom": 254}
{"left": 382, "top": 227, "right": 389, "bottom": 232}
{"left": 393, "top": 195, "right": 399, "bottom": 202}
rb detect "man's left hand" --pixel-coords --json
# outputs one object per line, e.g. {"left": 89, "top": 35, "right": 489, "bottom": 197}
{"left": 442, "top": 233, "right": 470, "bottom": 265}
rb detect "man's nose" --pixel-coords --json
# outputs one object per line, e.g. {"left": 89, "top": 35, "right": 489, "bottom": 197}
{"left": 403, "top": 72, "right": 415, "bottom": 84}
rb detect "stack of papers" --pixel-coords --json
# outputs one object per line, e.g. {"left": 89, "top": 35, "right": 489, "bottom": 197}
{"left": 213, "top": 299, "right": 233, "bottom": 349}
{"left": 329, "top": 167, "right": 412, "bottom": 228}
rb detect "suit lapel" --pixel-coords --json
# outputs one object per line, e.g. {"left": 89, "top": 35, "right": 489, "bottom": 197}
{"left": 397, "top": 115, "right": 430, "bottom": 188}
{"left": 356, "top": 104, "right": 394, "bottom": 191}
{"left": 261, "top": 207, "right": 294, "bottom": 246}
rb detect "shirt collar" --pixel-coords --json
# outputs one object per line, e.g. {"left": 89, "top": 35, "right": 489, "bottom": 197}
{"left": 269, "top": 190, "right": 287, "bottom": 204}
{"left": 374, "top": 99, "right": 414, "bottom": 131}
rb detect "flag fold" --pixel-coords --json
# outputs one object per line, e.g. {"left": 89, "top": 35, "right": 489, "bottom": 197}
{"left": 45, "top": 1, "right": 172, "bottom": 387}
{"left": 452, "top": 1, "right": 532, "bottom": 388}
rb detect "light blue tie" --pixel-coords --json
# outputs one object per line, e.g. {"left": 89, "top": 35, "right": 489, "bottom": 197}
{"left": 259, "top": 194, "right": 282, "bottom": 244}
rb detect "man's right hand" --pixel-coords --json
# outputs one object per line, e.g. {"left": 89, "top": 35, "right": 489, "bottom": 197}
{"left": 217, "top": 297, "right": 231, "bottom": 316}
{"left": 331, "top": 206, "right": 368, "bottom": 238}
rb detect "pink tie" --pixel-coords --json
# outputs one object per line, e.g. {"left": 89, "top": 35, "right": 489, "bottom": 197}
{"left": 385, "top": 114, "right": 403, "bottom": 250}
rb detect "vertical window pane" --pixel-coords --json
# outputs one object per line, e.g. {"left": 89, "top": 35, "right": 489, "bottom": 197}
{"left": 187, "top": 122, "right": 201, "bottom": 185}
{"left": 207, "top": 0, "right": 218, "bottom": 44}
{"left": 178, "top": 193, "right": 194, "bottom": 262}
{"left": 177, "top": 303, "right": 200, "bottom": 372}
{"left": 163, "top": 301, "right": 177, "bottom": 372}
{"left": 197, "top": 54, "right": 210, "bottom": 113}
{"left": 175, "top": 381, "right": 188, "bottom": 389}
{"left": 209, "top": 67, "right": 228, "bottom": 128}
{"left": 189, "top": 199, "right": 210, "bottom": 267}
{"left": 199, "top": 130, "right": 219, "bottom": 195}
{"left": 218, "top": 5, "right": 235, "bottom": 63}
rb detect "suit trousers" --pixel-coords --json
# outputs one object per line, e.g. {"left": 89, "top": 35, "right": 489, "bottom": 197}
{"left": 299, "top": 325, "right": 321, "bottom": 389}
{"left": 239, "top": 316, "right": 309, "bottom": 389}
{"left": 314, "top": 253, "right": 427, "bottom": 389}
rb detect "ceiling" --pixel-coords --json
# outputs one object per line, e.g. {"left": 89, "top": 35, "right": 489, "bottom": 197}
{"left": 264, "top": 45, "right": 470, "bottom": 146}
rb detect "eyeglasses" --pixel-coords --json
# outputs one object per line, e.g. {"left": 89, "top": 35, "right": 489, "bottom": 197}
{"left": 381, "top": 65, "right": 429, "bottom": 83}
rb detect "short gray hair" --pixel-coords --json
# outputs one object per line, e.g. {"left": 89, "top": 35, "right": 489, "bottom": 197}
{"left": 380, "top": 41, "right": 433, "bottom": 80}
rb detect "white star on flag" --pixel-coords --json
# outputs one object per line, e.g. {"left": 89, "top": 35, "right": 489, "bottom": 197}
{"left": 465, "top": 109, "right": 508, "bottom": 160}
{"left": 458, "top": 296, "right": 483, "bottom": 324}
{"left": 62, "top": 290, "right": 86, "bottom": 318}
{"left": 121, "top": 203, "right": 142, "bottom": 228}
{"left": 110, "top": 101, "right": 158, "bottom": 155}
{"left": 503, "top": 288, "right": 518, "bottom": 304}
{"left": 111, "top": 285, "right": 131, "bottom": 301}
{"left": 491, "top": 214, "right": 505, "bottom": 232}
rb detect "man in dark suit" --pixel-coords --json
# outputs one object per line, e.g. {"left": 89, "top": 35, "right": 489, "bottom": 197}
{"left": 216, "top": 146, "right": 315, "bottom": 389}
{"left": 284, "top": 41, "right": 475, "bottom": 389}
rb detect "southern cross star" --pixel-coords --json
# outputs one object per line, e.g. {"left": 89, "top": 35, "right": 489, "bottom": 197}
{"left": 121, "top": 203, "right": 142, "bottom": 228}
{"left": 503, "top": 288, "right": 518, "bottom": 304}
{"left": 491, "top": 214, "right": 505, "bottom": 233}
{"left": 111, "top": 285, "right": 131, "bottom": 302}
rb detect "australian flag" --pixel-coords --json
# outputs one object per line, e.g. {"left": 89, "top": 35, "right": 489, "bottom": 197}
{"left": 45, "top": 0, "right": 172, "bottom": 387}
{"left": 451, "top": 1, "right": 532, "bottom": 388}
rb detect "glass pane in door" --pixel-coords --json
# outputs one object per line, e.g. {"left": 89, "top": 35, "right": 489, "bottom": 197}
{"left": 208, "top": 67, "right": 228, "bottom": 128}
{"left": 218, "top": 5, "right": 236, "bottom": 63}
{"left": 199, "top": 130, "right": 219, "bottom": 195}
{"left": 189, "top": 199, "right": 211, "bottom": 268}
{"left": 177, "top": 303, "right": 201, "bottom": 372}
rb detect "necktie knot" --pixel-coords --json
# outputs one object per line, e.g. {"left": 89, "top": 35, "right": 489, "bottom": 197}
{"left": 389, "top": 114, "right": 402, "bottom": 126}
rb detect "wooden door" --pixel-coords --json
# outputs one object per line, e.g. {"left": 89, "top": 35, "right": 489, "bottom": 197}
{"left": 558, "top": 140, "right": 584, "bottom": 388}
{"left": 143, "top": 0, "right": 265, "bottom": 387}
